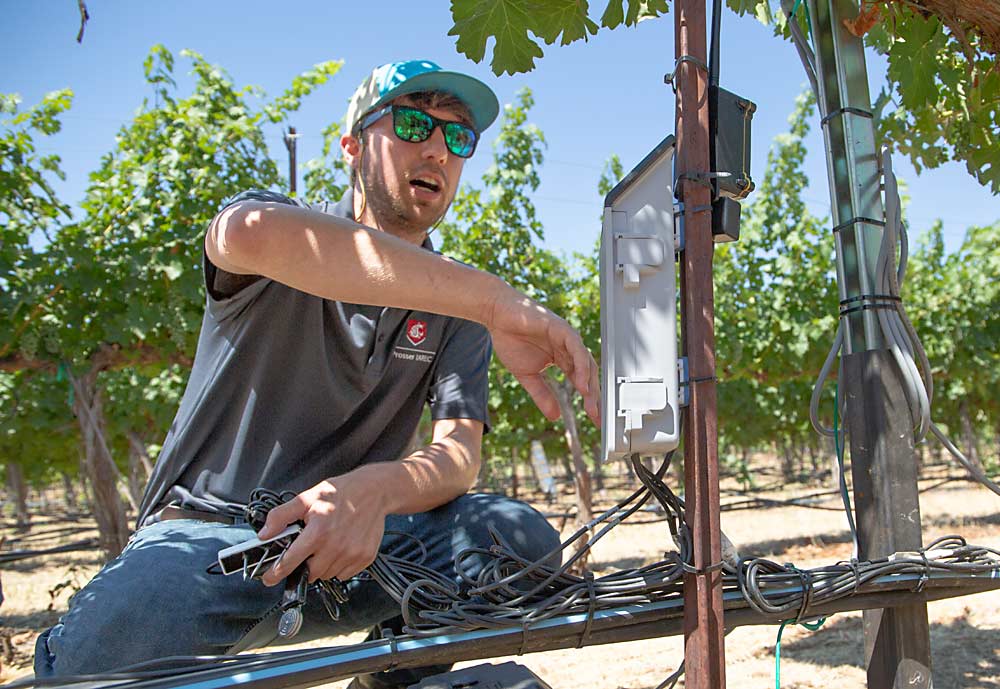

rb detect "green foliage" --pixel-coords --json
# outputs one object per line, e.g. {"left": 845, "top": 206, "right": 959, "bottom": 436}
{"left": 907, "top": 221, "right": 1000, "bottom": 434}
{"left": 442, "top": 88, "right": 580, "bottom": 466}
{"left": 713, "top": 89, "right": 839, "bottom": 452}
{"left": 449, "top": 0, "right": 999, "bottom": 191}
{"left": 0, "top": 370, "right": 78, "bottom": 485}
{"left": 866, "top": 10, "right": 1000, "bottom": 193}
{"left": 101, "top": 365, "right": 189, "bottom": 463}
{"left": 721, "top": 0, "right": 1000, "bottom": 192}
{"left": 448, "top": 0, "right": 667, "bottom": 75}
{"left": 303, "top": 122, "right": 349, "bottom": 203}
{"left": 3, "top": 46, "right": 343, "bottom": 488}
{"left": 264, "top": 60, "right": 344, "bottom": 124}
{"left": 5, "top": 42, "right": 997, "bottom": 497}
{"left": 597, "top": 154, "right": 624, "bottom": 197}
{"left": 10, "top": 47, "right": 341, "bottom": 371}
{"left": 1, "top": 90, "right": 74, "bottom": 359}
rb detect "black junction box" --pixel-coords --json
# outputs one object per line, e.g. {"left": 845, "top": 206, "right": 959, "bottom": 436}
{"left": 408, "top": 661, "right": 552, "bottom": 689}
{"left": 709, "top": 85, "right": 756, "bottom": 200}
{"left": 712, "top": 196, "right": 741, "bottom": 243}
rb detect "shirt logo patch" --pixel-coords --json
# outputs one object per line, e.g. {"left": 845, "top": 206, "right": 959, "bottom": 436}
{"left": 406, "top": 319, "right": 427, "bottom": 346}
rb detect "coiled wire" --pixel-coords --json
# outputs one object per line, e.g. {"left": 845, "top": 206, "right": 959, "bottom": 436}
{"left": 365, "top": 453, "right": 692, "bottom": 635}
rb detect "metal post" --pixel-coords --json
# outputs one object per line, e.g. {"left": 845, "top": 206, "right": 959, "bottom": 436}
{"left": 674, "top": 0, "right": 727, "bottom": 685}
{"left": 284, "top": 126, "right": 298, "bottom": 196}
{"left": 806, "top": 0, "right": 933, "bottom": 685}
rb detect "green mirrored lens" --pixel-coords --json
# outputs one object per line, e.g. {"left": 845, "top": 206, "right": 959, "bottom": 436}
{"left": 394, "top": 108, "right": 433, "bottom": 142}
{"left": 444, "top": 123, "right": 476, "bottom": 158}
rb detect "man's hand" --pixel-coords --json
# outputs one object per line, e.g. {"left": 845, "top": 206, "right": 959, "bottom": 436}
{"left": 486, "top": 290, "right": 600, "bottom": 426}
{"left": 257, "top": 470, "right": 387, "bottom": 585}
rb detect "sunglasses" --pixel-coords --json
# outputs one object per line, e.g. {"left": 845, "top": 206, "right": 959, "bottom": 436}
{"left": 359, "top": 104, "right": 479, "bottom": 159}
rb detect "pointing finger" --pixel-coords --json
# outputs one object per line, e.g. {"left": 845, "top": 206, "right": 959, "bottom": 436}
{"left": 585, "top": 356, "right": 601, "bottom": 426}
{"left": 518, "top": 373, "right": 561, "bottom": 421}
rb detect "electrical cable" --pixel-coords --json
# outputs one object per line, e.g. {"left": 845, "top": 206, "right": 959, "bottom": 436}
{"left": 0, "top": 648, "right": 337, "bottom": 689}
{"left": 738, "top": 535, "right": 1000, "bottom": 621}
{"left": 808, "top": 148, "right": 1000, "bottom": 498}
{"left": 774, "top": 616, "right": 827, "bottom": 689}
{"left": 780, "top": 0, "right": 819, "bottom": 98}
{"left": 654, "top": 660, "right": 685, "bottom": 689}
{"left": 709, "top": 0, "right": 722, "bottom": 88}
{"left": 382, "top": 452, "right": 691, "bottom": 636}
{"left": 833, "top": 381, "right": 860, "bottom": 558}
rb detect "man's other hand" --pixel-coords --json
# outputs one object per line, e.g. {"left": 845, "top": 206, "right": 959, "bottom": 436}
{"left": 257, "top": 471, "right": 387, "bottom": 586}
{"left": 486, "top": 291, "right": 600, "bottom": 427}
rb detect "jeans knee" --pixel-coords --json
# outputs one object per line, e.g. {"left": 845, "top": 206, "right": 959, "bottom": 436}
{"left": 468, "top": 495, "right": 561, "bottom": 566}
{"left": 33, "top": 627, "right": 56, "bottom": 678}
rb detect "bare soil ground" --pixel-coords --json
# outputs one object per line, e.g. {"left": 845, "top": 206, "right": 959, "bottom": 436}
{"left": 2, "top": 465, "right": 999, "bottom": 688}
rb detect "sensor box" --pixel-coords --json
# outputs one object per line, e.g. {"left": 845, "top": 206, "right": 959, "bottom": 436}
{"left": 600, "top": 135, "right": 681, "bottom": 463}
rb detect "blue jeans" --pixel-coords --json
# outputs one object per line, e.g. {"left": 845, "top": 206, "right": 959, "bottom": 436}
{"left": 34, "top": 493, "right": 559, "bottom": 677}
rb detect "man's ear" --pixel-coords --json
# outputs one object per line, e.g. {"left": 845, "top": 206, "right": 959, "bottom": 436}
{"left": 341, "top": 133, "right": 362, "bottom": 170}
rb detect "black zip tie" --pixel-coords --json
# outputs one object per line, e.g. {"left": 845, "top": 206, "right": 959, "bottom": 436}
{"left": 679, "top": 375, "right": 717, "bottom": 387}
{"left": 682, "top": 560, "right": 725, "bottom": 575}
{"left": 831, "top": 216, "right": 886, "bottom": 234}
{"left": 839, "top": 294, "right": 901, "bottom": 307}
{"left": 785, "top": 564, "right": 814, "bottom": 623}
{"left": 914, "top": 552, "right": 930, "bottom": 594}
{"left": 664, "top": 55, "right": 710, "bottom": 92}
{"left": 839, "top": 293, "right": 902, "bottom": 317}
{"left": 683, "top": 203, "right": 713, "bottom": 215}
{"left": 820, "top": 106, "right": 874, "bottom": 126}
{"left": 849, "top": 558, "right": 861, "bottom": 595}
{"left": 518, "top": 618, "right": 532, "bottom": 656}
{"left": 577, "top": 571, "right": 597, "bottom": 649}
{"left": 674, "top": 171, "right": 731, "bottom": 200}
{"left": 381, "top": 627, "right": 398, "bottom": 672}
{"left": 839, "top": 303, "right": 900, "bottom": 317}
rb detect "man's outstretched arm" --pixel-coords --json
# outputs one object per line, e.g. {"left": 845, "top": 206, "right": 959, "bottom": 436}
{"left": 206, "top": 201, "right": 599, "bottom": 424}
{"left": 258, "top": 418, "right": 483, "bottom": 584}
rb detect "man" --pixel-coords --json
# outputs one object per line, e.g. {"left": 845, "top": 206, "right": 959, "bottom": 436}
{"left": 35, "top": 60, "right": 599, "bottom": 687}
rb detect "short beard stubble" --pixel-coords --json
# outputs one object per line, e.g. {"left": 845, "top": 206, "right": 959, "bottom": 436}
{"left": 357, "top": 146, "right": 451, "bottom": 241}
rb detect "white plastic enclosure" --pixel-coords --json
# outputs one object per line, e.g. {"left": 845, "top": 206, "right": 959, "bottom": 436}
{"left": 600, "top": 135, "right": 680, "bottom": 462}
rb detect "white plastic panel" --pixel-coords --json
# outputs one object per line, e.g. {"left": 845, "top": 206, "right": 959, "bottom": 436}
{"left": 600, "top": 138, "right": 679, "bottom": 462}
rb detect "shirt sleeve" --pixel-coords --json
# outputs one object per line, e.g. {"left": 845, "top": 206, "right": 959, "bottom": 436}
{"left": 427, "top": 319, "right": 492, "bottom": 432}
{"left": 203, "top": 189, "right": 302, "bottom": 321}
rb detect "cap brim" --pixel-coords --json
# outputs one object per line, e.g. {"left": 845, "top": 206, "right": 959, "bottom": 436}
{"left": 369, "top": 70, "right": 499, "bottom": 133}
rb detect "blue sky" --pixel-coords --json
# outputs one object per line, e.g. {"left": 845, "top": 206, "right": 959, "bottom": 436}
{"left": 2, "top": 0, "right": 996, "bottom": 258}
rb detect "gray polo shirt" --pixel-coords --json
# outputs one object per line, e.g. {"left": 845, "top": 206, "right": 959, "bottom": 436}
{"left": 137, "top": 189, "right": 491, "bottom": 526}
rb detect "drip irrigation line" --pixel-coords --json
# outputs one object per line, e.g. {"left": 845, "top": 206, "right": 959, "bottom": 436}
{"left": 1, "top": 525, "right": 96, "bottom": 546}
{"left": 0, "top": 538, "right": 100, "bottom": 565}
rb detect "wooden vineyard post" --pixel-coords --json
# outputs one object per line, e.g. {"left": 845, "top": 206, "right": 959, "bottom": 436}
{"left": 673, "top": 0, "right": 728, "bottom": 685}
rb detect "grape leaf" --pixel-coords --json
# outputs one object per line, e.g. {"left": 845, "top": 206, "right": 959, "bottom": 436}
{"left": 449, "top": 0, "right": 545, "bottom": 75}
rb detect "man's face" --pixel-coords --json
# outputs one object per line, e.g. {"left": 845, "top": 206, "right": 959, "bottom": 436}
{"left": 344, "top": 95, "right": 470, "bottom": 237}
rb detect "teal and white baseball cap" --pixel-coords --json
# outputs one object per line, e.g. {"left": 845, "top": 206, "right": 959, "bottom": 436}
{"left": 345, "top": 60, "right": 499, "bottom": 135}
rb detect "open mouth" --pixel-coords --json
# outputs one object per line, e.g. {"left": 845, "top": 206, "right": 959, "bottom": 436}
{"left": 410, "top": 178, "right": 442, "bottom": 193}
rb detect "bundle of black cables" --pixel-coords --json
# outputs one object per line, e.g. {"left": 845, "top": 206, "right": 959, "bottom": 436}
{"left": 245, "top": 467, "right": 1000, "bottom": 639}
{"left": 244, "top": 487, "right": 299, "bottom": 531}
{"left": 736, "top": 535, "right": 1000, "bottom": 622}
{"left": 364, "top": 452, "right": 694, "bottom": 635}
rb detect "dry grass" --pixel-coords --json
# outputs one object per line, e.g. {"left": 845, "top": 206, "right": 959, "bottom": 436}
{"left": 2, "top": 466, "right": 998, "bottom": 688}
